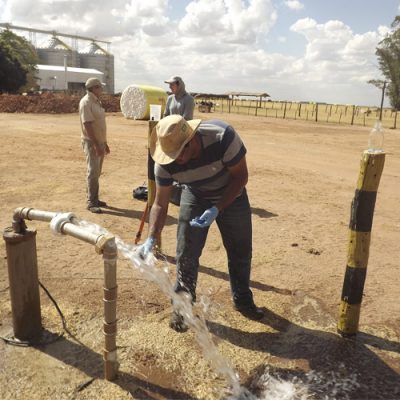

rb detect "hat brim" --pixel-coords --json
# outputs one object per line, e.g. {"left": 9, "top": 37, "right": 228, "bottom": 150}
{"left": 164, "top": 80, "right": 176, "bottom": 84}
{"left": 86, "top": 82, "right": 106, "bottom": 89}
{"left": 150, "top": 119, "right": 202, "bottom": 165}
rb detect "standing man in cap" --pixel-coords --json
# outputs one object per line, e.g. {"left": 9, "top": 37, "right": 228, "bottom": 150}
{"left": 163, "top": 76, "right": 195, "bottom": 120}
{"left": 139, "top": 115, "right": 264, "bottom": 332}
{"left": 79, "top": 77, "right": 110, "bottom": 213}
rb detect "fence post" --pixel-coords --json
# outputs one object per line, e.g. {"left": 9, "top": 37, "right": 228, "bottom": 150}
{"left": 283, "top": 102, "right": 287, "bottom": 119}
{"left": 337, "top": 151, "right": 385, "bottom": 337}
{"left": 351, "top": 105, "right": 355, "bottom": 125}
{"left": 315, "top": 103, "right": 318, "bottom": 122}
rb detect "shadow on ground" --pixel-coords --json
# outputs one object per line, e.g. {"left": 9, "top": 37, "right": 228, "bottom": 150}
{"left": 34, "top": 330, "right": 196, "bottom": 399}
{"left": 207, "top": 308, "right": 400, "bottom": 399}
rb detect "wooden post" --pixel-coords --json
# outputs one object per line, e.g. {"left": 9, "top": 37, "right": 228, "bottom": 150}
{"left": 283, "top": 102, "right": 287, "bottom": 119}
{"left": 148, "top": 121, "right": 162, "bottom": 249}
{"left": 315, "top": 103, "right": 318, "bottom": 122}
{"left": 351, "top": 105, "right": 355, "bottom": 125}
{"left": 337, "top": 151, "right": 385, "bottom": 337}
{"left": 3, "top": 227, "right": 42, "bottom": 340}
{"left": 148, "top": 121, "right": 158, "bottom": 208}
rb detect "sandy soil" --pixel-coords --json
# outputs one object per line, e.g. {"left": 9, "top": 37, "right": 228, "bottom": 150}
{"left": 0, "top": 111, "right": 399, "bottom": 400}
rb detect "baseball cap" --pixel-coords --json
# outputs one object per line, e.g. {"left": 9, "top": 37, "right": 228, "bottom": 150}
{"left": 85, "top": 77, "right": 105, "bottom": 89}
{"left": 164, "top": 76, "right": 182, "bottom": 84}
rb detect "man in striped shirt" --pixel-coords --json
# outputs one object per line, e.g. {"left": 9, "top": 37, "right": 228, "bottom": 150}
{"left": 139, "top": 115, "right": 264, "bottom": 331}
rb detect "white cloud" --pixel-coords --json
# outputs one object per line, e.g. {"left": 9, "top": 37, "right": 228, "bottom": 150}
{"left": 179, "top": 0, "right": 277, "bottom": 45}
{"left": 285, "top": 17, "right": 387, "bottom": 101}
{"left": 0, "top": 0, "right": 392, "bottom": 105}
{"left": 284, "top": 0, "right": 304, "bottom": 11}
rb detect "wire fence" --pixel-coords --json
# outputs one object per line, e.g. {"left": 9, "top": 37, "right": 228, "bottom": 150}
{"left": 197, "top": 98, "right": 398, "bottom": 129}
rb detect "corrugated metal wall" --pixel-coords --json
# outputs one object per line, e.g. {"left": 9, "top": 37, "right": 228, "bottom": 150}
{"left": 80, "top": 53, "right": 114, "bottom": 94}
{"left": 37, "top": 49, "right": 80, "bottom": 68}
{"left": 36, "top": 47, "right": 114, "bottom": 94}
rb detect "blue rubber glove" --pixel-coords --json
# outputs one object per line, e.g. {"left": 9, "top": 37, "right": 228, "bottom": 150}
{"left": 190, "top": 206, "right": 219, "bottom": 228}
{"left": 138, "top": 236, "right": 156, "bottom": 259}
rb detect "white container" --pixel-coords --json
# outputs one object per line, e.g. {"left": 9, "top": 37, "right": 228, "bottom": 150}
{"left": 149, "top": 104, "right": 162, "bottom": 121}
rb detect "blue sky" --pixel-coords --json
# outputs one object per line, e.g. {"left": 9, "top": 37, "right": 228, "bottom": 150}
{"left": 1, "top": 0, "right": 399, "bottom": 106}
{"left": 269, "top": 0, "right": 399, "bottom": 55}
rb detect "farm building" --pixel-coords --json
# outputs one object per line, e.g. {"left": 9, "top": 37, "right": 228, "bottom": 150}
{"left": 0, "top": 23, "right": 114, "bottom": 93}
{"left": 36, "top": 64, "right": 104, "bottom": 92}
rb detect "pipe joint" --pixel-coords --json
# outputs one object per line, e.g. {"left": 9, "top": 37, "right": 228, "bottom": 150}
{"left": 12, "top": 207, "right": 32, "bottom": 233}
{"left": 49, "top": 212, "right": 76, "bottom": 236}
{"left": 95, "top": 234, "right": 116, "bottom": 255}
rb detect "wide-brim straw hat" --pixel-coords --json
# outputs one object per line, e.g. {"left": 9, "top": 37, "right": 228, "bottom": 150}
{"left": 150, "top": 115, "right": 201, "bottom": 165}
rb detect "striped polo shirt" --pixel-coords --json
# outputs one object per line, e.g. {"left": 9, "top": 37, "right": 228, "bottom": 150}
{"left": 154, "top": 119, "right": 246, "bottom": 201}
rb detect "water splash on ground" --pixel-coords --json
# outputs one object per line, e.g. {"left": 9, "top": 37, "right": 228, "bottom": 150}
{"left": 78, "top": 220, "right": 361, "bottom": 400}
{"left": 250, "top": 366, "right": 359, "bottom": 400}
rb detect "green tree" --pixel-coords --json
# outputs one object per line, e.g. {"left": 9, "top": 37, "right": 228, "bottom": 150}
{"left": 0, "top": 29, "right": 39, "bottom": 93}
{"left": 375, "top": 16, "right": 400, "bottom": 110}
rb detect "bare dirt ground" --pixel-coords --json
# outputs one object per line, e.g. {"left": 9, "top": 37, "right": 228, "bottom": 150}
{"left": 0, "top": 111, "right": 399, "bottom": 399}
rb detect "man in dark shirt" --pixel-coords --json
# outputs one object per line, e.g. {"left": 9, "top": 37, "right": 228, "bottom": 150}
{"left": 163, "top": 76, "right": 195, "bottom": 120}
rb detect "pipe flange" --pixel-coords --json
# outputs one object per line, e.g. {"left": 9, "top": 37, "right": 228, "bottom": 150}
{"left": 49, "top": 212, "right": 76, "bottom": 235}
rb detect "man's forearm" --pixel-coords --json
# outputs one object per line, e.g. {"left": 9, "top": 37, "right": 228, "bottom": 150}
{"left": 216, "top": 176, "right": 247, "bottom": 212}
{"left": 148, "top": 203, "right": 168, "bottom": 238}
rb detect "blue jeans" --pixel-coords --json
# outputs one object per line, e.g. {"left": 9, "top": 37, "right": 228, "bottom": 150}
{"left": 175, "top": 187, "right": 254, "bottom": 306}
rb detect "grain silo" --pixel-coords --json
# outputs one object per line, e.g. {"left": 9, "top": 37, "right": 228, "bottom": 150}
{"left": 36, "top": 35, "right": 80, "bottom": 67}
{"left": 0, "top": 23, "right": 115, "bottom": 94}
{"left": 79, "top": 42, "right": 114, "bottom": 94}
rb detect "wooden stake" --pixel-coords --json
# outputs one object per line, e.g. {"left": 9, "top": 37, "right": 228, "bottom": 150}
{"left": 3, "top": 228, "right": 42, "bottom": 340}
{"left": 148, "top": 121, "right": 162, "bottom": 249}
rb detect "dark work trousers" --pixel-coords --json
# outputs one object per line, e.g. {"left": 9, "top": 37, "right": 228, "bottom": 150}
{"left": 175, "top": 186, "right": 254, "bottom": 307}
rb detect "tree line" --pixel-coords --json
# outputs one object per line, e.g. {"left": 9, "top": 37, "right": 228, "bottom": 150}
{"left": 0, "top": 30, "right": 38, "bottom": 93}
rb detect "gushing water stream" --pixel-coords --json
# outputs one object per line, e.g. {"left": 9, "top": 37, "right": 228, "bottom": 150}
{"left": 78, "top": 220, "right": 254, "bottom": 398}
{"left": 78, "top": 221, "right": 361, "bottom": 400}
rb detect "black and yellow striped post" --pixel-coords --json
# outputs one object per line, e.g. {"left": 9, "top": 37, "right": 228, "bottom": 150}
{"left": 337, "top": 150, "right": 385, "bottom": 337}
{"left": 148, "top": 120, "right": 162, "bottom": 249}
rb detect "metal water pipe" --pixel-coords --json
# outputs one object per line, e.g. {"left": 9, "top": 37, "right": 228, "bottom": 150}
{"left": 3, "top": 207, "right": 119, "bottom": 380}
